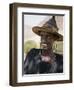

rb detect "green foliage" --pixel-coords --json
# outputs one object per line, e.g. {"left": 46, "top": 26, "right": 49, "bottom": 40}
{"left": 53, "top": 41, "right": 63, "bottom": 54}
{"left": 24, "top": 40, "right": 37, "bottom": 54}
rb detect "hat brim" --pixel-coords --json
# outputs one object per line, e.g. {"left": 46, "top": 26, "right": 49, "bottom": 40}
{"left": 32, "top": 26, "right": 63, "bottom": 41}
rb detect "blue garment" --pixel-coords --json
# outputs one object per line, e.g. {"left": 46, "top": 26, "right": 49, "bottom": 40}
{"left": 24, "top": 48, "right": 63, "bottom": 74}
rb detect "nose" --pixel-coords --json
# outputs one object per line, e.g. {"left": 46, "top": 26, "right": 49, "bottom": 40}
{"left": 41, "top": 36, "right": 47, "bottom": 43}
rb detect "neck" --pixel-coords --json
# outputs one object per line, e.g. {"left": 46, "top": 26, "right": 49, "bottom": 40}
{"left": 40, "top": 43, "right": 56, "bottom": 61}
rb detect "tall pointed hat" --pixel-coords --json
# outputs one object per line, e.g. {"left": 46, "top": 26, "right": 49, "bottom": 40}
{"left": 32, "top": 16, "right": 63, "bottom": 41}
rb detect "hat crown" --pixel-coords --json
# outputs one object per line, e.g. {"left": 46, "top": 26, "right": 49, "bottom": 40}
{"left": 43, "top": 16, "right": 58, "bottom": 31}
{"left": 32, "top": 16, "right": 63, "bottom": 41}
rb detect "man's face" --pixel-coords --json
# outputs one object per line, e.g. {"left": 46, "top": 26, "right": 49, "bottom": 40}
{"left": 40, "top": 32, "right": 54, "bottom": 49}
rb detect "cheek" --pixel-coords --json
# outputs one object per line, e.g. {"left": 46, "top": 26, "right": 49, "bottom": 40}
{"left": 47, "top": 38, "right": 54, "bottom": 43}
{"left": 47, "top": 39, "right": 52, "bottom": 43}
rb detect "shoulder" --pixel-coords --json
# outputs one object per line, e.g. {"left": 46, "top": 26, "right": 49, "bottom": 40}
{"left": 25, "top": 48, "right": 41, "bottom": 61}
{"left": 54, "top": 53, "right": 63, "bottom": 63}
{"left": 28, "top": 48, "right": 40, "bottom": 53}
{"left": 55, "top": 53, "right": 63, "bottom": 58}
{"left": 27, "top": 48, "right": 40, "bottom": 56}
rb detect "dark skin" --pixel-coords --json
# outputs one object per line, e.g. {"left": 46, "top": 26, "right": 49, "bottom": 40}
{"left": 40, "top": 32, "right": 55, "bottom": 49}
{"left": 40, "top": 31, "right": 56, "bottom": 63}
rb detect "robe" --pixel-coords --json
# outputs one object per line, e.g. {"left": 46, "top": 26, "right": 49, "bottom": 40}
{"left": 24, "top": 48, "right": 63, "bottom": 74}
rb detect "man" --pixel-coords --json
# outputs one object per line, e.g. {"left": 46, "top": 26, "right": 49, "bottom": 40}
{"left": 24, "top": 16, "right": 63, "bottom": 74}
